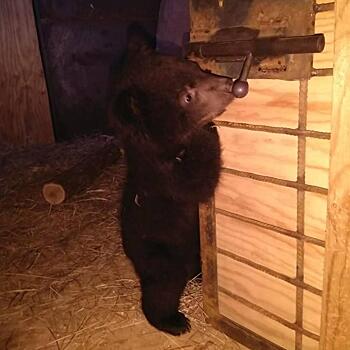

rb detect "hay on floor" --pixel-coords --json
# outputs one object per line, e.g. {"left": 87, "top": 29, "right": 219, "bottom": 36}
{"left": 0, "top": 135, "right": 246, "bottom": 350}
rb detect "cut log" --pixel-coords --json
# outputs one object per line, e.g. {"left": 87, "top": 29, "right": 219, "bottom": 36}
{"left": 42, "top": 139, "right": 121, "bottom": 205}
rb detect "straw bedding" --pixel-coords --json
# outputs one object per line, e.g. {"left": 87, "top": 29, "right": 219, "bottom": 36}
{"left": 0, "top": 135, "right": 245, "bottom": 350}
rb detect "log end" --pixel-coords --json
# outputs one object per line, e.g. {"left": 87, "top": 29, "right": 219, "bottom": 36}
{"left": 42, "top": 183, "right": 66, "bottom": 205}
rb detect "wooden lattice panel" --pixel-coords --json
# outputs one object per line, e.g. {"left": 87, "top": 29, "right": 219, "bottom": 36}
{"left": 198, "top": 1, "right": 335, "bottom": 349}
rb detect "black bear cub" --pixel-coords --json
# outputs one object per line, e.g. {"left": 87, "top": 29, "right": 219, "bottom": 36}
{"left": 109, "top": 25, "right": 234, "bottom": 335}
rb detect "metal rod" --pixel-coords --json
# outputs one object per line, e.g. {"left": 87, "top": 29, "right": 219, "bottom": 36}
{"left": 215, "top": 120, "right": 331, "bottom": 140}
{"left": 239, "top": 52, "right": 253, "bottom": 81}
{"left": 188, "top": 33, "right": 325, "bottom": 58}
{"left": 216, "top": 208, "right": 326, "bottom": 248}
{"left": 218, "top": 285, "right": 320, "bottom": 340}
{"left": 221, "top": 167, "right": 328, "bottom": 195}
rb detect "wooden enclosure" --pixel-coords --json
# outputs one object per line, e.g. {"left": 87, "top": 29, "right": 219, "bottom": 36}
{"left": 194, "top": 0, "right": 349, "bottom": 349}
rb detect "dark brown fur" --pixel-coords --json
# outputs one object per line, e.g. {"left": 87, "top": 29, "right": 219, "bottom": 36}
{"left": 109, "top": 25, "right": 234, "bottom": 335}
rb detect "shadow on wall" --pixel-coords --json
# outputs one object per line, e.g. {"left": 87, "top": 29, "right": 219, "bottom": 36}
{"left": 34, "top": 0, "right": 162, "bottom": 141}
{"left": 156, "top": 0, "right": 190, "bottom": 57}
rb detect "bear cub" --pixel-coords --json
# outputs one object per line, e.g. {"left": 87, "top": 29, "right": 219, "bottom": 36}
{"left": 109, "top": 25, "right": 234, "bottom": 335}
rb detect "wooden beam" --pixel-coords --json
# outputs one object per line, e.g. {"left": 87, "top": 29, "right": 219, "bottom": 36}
{"left": 320, "top": 1, "right": 350, "bottom": 349}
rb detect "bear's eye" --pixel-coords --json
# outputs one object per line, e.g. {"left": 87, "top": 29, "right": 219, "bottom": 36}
{"left": 179, "top": 89, "right": 195, "bottom": 107}
{"left": 185, "top": 94, "right": 192, "bottom": 103}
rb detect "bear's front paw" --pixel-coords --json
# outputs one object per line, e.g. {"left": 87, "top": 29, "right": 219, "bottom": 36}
{"left": 156, "top": 312, "right": 191, "bottom": 336}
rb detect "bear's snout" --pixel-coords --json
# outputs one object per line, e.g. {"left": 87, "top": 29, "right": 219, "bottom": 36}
{"left": 216, "top": 76, "right": 234, "bottom": 94}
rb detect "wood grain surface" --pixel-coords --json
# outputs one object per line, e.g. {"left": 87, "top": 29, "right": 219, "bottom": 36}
{"left": 305, "top": 138, "right": 330, "bottom": 189}
{"left": 217, "top": 79, "right": 300, "bottom": 128}
{"left": 320, "top": 0, "right": 350, "bottom": 348}
{"left": 304, "top": 243, "right": 325, "bottom": 291}
{"left": 303, "top": 335, "right": 320, "bottom": 350}
{"left": 304, "top": 192, "right": 328, "bottom": 240}
{"left": 313, "top": 10, "right": 335, "bottom": 69}
{"left": 196, "top": 1, "right": 335, "bottom": 348}
{"left": 217, "top": 253, "right": 296, "bottom": 322}
{"left": 0, "top": 0, "right": 53, "bottom": 145}
{"left": 215, "top": 173, "right": 298, "bottom": 231}
{"left": 303, "top": 291, "right": 322, "bottom": 336}
{"left": 307, "top": 76, "right": 333, "bottom": 133}
{"left": 219, "top": 127, "right": 298, "bottom": 181}
{"left": 218, "top": 291, "right": 295, "bottom": 349}
{"left": 216, "top": 213, "right": 297, "bottom": 277}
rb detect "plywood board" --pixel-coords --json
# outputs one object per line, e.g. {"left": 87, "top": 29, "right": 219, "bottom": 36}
{"left": 0, "top": 0, "right": 54, "bottom": 145}
{"left": 219, "top": 127, "right": 298, "bottom": 181}
{"left": 304, "top": 291, "right": 322, "bottom": 335}
{"left": 219, "top": 292, "right": 295, "bottom": 349}
{"left": 217, "top": 79, "right": 300, "bottom": 128}
{"left": 313, "top": 10, "right": 335, "bottom": 69}
{"left": 303, "top": 336, "right": 320, "bottom": 350}
{"left": 305, "top": 138, "right": 330, "bottom": 189}
{"left": 304, "top": 243, "right": 325, "bottom": 290}
{"left": 304, "top": 192, "right": 327, "bottom": 240}
{"left": 216, "top": 213, "right": 297, "bottom": 277}
{"left": 217, "top": 254, "right": 296, "bottom": 322}
{"left": 307, "top": 76, "right": 333, "bottom": 133}
{"left": 215, "top": 173, "right": 297, "bottom": 231}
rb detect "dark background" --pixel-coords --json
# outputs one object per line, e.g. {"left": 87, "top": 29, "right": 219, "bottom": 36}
{"left": 34, "top": 0, "right": 162, "bottom": 141}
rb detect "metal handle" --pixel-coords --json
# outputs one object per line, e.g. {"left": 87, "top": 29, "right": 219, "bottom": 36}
{"left": 232, "top": 52, "right": 253, "bottom": 98}
{"left": 188, "top": 34, "right": 325, "bottom": 58}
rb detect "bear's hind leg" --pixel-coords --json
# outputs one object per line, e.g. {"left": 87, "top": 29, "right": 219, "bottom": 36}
{"left": 140, "top": 267, "right": 190, "bottom": 335}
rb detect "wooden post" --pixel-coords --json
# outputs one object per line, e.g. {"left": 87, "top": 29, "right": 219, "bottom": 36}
{"left": 320, "top": 1, "right": 350, "bottom": 349}
{"left": 0, "top": 0, "right": 54, "bottom": 145}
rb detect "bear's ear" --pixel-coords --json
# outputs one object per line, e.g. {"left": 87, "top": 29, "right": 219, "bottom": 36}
{"left": 127, "top": 23, "right": 156, "bottom": 55}
{"left": 112, "top": 89, "right": 145, "bottom": 127}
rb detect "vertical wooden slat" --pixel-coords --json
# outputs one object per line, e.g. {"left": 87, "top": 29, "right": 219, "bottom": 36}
{"left": 199, "top": 198, "right": 219, "bottom": 318}
{"left": 0, "top": 0, "right": 54, "bottom": 145}
{"left": 320, "top": 0, "right": 350, "bottom": 349}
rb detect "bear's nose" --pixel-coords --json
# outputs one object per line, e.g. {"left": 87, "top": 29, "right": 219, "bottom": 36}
{"left": 216, "top": 76, "right": 234, "bottom": 93}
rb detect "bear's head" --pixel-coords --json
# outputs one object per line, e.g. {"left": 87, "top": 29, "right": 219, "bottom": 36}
{"left": 110, "top": 24, "right": 234, "bottom": 147}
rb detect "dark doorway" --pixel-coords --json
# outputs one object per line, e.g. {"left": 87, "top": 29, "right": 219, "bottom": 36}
{"left": 34, "top": 0, "right": 161, "bottom": 141}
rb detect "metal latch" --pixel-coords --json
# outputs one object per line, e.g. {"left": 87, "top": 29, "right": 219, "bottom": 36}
{"left": 186, "top": 27, "right": 325, "bottom": 98}
{"left": 188, "top": 0, "right": 331, "bottom": 97}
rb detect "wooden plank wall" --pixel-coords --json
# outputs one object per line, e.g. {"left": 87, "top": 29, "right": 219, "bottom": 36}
{"left": 0, "top": 0, "right": 54, "bottom": 145}
{"left": 212, "top": 1, "right": 335, "bottom": 349}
